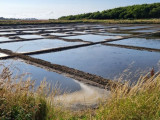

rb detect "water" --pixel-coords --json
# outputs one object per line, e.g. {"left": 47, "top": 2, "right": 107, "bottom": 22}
{"left": 120, "top": 26, "right": 151, "bottom": 30}
{"left": 133, "top": 29, "right": 157, "bottom": 33}
{"left": 0, "top": 59, "right": 81, "bottom": 93}
{"left": 45, "top": 29, "right": 59, "bottom": 32}
{"left": 109, "top": 38, "right": 160, "bottom": 49}
{"left": 0, "top": 53, "right": 8, "bottom": 57}
{"left": 0, "top": 32, "right": 16, "bottom": 35}
{"left": 62, "top": 34, "right": 117, "bottom": 42}
{"left": 63, "top": 28, "right": 75, "bottom": 31}
{"left": 75, "top": 25, "right": 97, "bottom": 28}
{"left": 97, "top": 32, "right": 130, "bottom": 36}
{"left": 32, "top": 45, "right": 160, "bottom": 82}
{"left": 19, "top": 35, "right": 43, "bottom": 39}
{"left": 92, "top": 26, "right": 106, "bottom": 29}
{"left": 55, "top": 80, "right": 110, "bottom": 108}
{"left": 0, "top": 37, "right": 11, "bottom": 41}
{"left": 50, "top": 33, "right": 72, "bottom": 36}
{"left": 72, "top": 31, "right": 87, "bottom": 34}
{"left": 23, "top": 31, "right": 39, "bottom": 33}
{"left": 0, "top": 39, "right": 83, "bottom": 53}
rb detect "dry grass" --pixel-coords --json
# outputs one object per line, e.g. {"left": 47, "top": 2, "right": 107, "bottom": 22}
{"left": 0, "top": 64, "right": 160, "bottom": 120}
{"left": 0, "top": 66, "right": 48, "bottom": 120}
{"left": 0, "top": 65, "right": 75, "bottom": 120}
{"left": 82, "top": 19, "right": 160, "bottom": 24}
{"left": 0, "top": 19, "right": 160, "bottom": 25}
{"left": 90, "top": 72, "right": 160, "bottom": 120}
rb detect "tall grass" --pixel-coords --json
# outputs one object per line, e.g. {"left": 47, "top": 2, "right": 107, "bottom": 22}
{"left": 0, "top": 66, "right": 48, "bottom": 120}
{"left": 94, "top": 72, "right": 160, "bottom": 120}
{"left": 0, "top": 65, "right": 77, "bottom": 120}
{"left": 0, "top": 65, "right": 160, "bottom": 120}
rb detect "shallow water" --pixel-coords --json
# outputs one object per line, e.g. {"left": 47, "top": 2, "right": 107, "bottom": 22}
{"left": 0, "top": 53, "right": 8, "bottom": 57}
{"left": 92, "top": 26, "right": 106, "bottom": 29}
{"left": 0, "top": 37, "right": 11, "bottom": 41}
{"left": 54, "top": 80, "right": 110, "bottom": 109}
{"left": 62, "top": 34, "right": 117, "bottom": 42}
{"left": 120, "top": 26, "right": 151, "bottom": 30}
{"left": 110, "top": 38, "right": 160, "bottom": 49}
{"left": 44, "top": 29, "right": 60, "bottom": 32}
{"left": 72, "top": 31, "right": 88, "bottom": 34}
{"left": 133, "top": 29, "right": 157, "bottom": 33}
{"left": 19, "top": 35, "right": 43, "bottom": 39}
{"left": 97, "top": 32, "right": 130, "bottom": 36}
{"left": 0, "top": 32, "right": 16, "bottom": 35}
{"left": 50, "top": 33, "right": 72, "bottom": 36}
{"left": 75, "top": 25, "right": 98, "bottom": 28}
{"left": 0, "top": 39, "right": 83, "bottom": 53}
{"left": 32, "top": 44, "right": 160, "bottom": 82}
{"left": 0, "top": 59, "right": 81, "bottom": 93}
{"left": 23, "top": 31, "right": 39, "bottom": 33}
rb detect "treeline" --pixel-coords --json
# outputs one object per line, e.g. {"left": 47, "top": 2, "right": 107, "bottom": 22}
{"left": 59, "top": 3, "right": 160, "bottom": 20}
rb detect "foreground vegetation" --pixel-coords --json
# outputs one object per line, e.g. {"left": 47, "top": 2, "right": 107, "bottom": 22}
{"left": 59, "top": 3, "right": 160, "bottom": 20}
{"left": 1, "top": 65, "right": 160, "bottom": 120}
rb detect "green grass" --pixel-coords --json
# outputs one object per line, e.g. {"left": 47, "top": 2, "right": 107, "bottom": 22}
{"left": 1, "top": 66, "right": 160, "bottom": 120}
{"left": 0, "top": 19, "right": 160, "bottom": 25}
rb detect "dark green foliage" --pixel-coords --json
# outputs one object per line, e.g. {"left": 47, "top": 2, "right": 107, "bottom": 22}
{"left": 59, "top": 3, "right": 160, "bottom": 20}
{"left": 35, "top": 98, "right": 48, "bottom": 120}
{"left": 0, "top": 92, "right": 48, "bottom": 120}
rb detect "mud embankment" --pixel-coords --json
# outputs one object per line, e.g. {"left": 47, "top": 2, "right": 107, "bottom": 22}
{"left": 103, "top": 43, "right": 160, "bottom": 53}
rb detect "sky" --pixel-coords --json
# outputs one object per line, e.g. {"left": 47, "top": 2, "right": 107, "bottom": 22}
{"left": 0, "top": 0, "right": 159, "bottom": 19}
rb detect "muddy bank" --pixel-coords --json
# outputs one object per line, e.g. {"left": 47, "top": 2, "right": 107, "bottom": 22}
{"left": 103, "top": 43, "right": 160, "bottom": 53}
{"left": 58, "top": 37, "right": 90, "bottom": 43}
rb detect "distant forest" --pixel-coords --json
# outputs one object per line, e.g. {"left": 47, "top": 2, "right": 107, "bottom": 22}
{"left": 59, "top": 3, "right": 160, "bottom": 20}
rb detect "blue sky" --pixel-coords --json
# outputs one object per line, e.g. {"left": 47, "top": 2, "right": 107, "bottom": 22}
{"left": 0, "top": 0, "right": 159, "bottom": 19}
